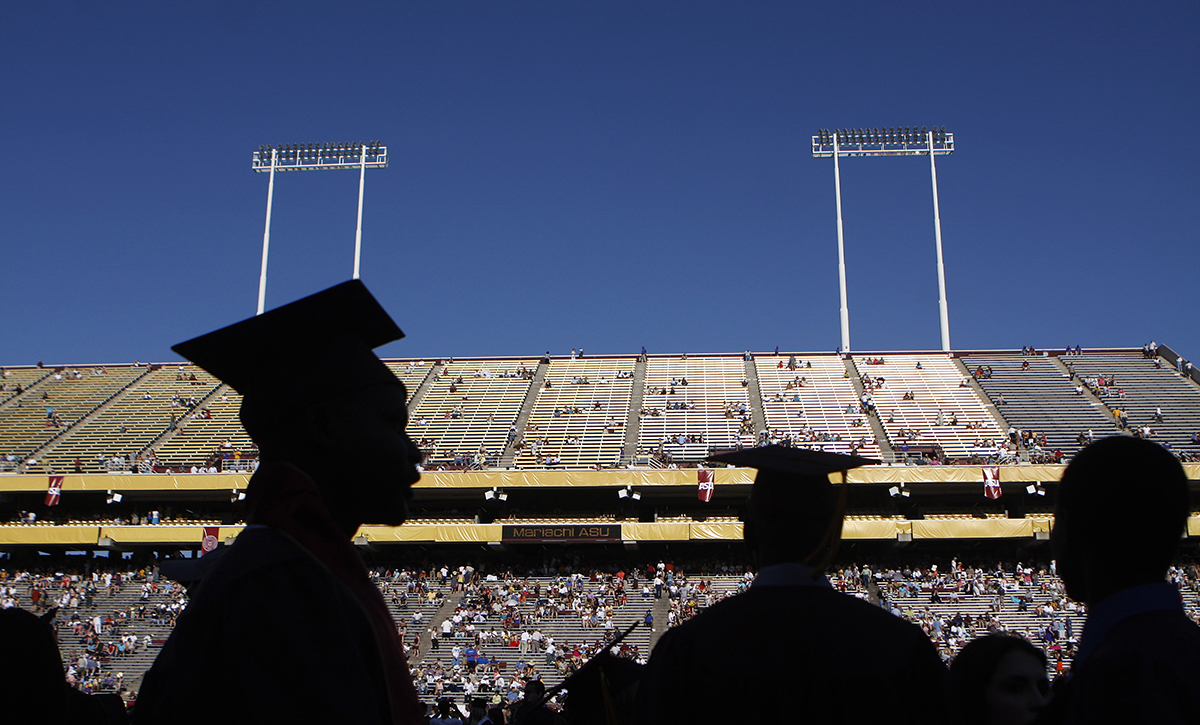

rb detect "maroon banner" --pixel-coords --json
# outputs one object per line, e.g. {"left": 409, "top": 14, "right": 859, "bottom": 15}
{"left": 698, "top": 469, "right": 714, "bottom": 502}
{"left": 44, "top": 476, "right": 63, "bottom": 507}
{"left": 982, "top": 466, "right": 1001, "bottom": 500}
{"left": 200, "top": 526, "right": 220, "bottom": 555}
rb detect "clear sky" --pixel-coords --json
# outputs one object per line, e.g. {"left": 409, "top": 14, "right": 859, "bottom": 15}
{"left": 3, "top": 2, "right": 1197, "bottom": 367}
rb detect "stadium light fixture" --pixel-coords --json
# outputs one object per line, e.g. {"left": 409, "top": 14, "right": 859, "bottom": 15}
{"left": 1025, "top": 483, "right": 1046, "bottom": 496}
{"left": 251, "top": 141, "right": 389, "bottom": 314}
{"left": 106, "top": 491, "right": 123, "bottom": 504}
{"left": 812, "top": 126, "right": 955, "bottom": 352}
{"left": 888, "top": 485, "right": 910, "bottom": 498}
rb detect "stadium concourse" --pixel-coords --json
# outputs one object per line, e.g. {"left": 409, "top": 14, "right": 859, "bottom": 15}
{"left": 1, "top": 345, "right": 1200, "bottom": 708}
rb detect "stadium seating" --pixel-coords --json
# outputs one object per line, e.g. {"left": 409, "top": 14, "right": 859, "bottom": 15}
{"left": 962, "top": 352, "right": 1122, "bottom": 459}
{"left": 408, "top": 359, "right": 539, "bottom": 468}
{"left": 860, "top": 353, "right": 1004, "bottom": 462}
{"left": 33, "top": 365, "right": 220, "bottom": 474}
{"left": 637, "top": 355, "right": 754, "bottom": 461}
{"left": 755, "top": 354, "right": 883, "bottom": 457}
{"left": 514, "top": 358, "right": 637, "bottom": 469}
{"left": 0, "top": 366, "right": 148, "bottom": 471}
{"left": 1060, "top": 350, "right": 1200, "bottom": 452}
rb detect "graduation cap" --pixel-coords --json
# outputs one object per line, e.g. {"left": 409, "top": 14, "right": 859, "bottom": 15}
{"left": 707, "top": 446, "right": 878, "bottom": 478}
{"left": 707, "top": 445, "right": 878, "bottom": 572}
{"left": 172, "top": 280, "right": 404, "bottom": 402}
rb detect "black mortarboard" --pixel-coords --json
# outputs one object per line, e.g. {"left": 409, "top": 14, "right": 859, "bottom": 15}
{"left": 707, "top": 446, "right": 878, "bottom": 478}
{"left": 171, "top": 280, "right": 404, "bottom": 400}
{"left": 708, "top": 446, "right": 878, "bottom": 572}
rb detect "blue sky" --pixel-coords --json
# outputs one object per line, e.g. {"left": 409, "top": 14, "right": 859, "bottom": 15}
{"left": 3, "top": 2, "right": 1197, "bottom": 366}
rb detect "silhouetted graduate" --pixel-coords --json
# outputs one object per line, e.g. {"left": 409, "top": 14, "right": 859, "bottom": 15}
{"left": 1039, "top": 436, "right": 1200, "bottom": 724}
{"left": 635, "top": 446, "right": 949, "bottom": 724}
{"left": 0, "top": 607, "right": 128, "bottom": 724}
{"left": 134, "top": 280, "right": 423, "bottom": 724}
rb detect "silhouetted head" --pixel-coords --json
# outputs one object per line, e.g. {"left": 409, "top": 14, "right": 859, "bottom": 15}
{"left": 1052, "top": 436, "right": 1188, "bottom": 604}
{"left": 709, "top": 446, "right": 877, "bottom": 569}
{"left": 951, "top": 635, "right": 1048, "bottom": 725}
{"left": 0, "top": 608, "right": 68, "bottom": 720}
{"left": 174, "top": 280, "right": 422, "bottom": 534}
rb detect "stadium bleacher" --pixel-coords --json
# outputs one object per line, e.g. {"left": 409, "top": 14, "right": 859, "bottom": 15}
{"left": 2, "top": 348, "right": 1197, "bottom": 473}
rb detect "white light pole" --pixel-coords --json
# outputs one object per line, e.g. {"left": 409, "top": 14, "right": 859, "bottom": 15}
{"left": 251, "top": 141, "right": 388, "bottom": 313}
{"left": 813, "top": 127, "right": 955, "bottom": 351}
{"left": 928, "top": 131, "right": 950, "bottom": 351}
{"left": 257, "top": 147, "right": 278, "bottom": 316}
{"left": 833, "top": 133, "right": 850, "bottom": 353}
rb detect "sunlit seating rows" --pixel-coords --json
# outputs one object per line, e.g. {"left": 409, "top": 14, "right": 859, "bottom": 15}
{"left": 34, "top": 365, "right": 220, "bottom": 474}
{"left": 408, "top": 359, "right": 539, "bottom": 467}
{"left": 0, "top": 366, "right": 147, "bottom": 464}
{"left": 384, "top": 360, "right": 437, "bottom": 403}
{"left": 1058, "top": 350, "right": 1200, "bottom": 452}
{"left": 0, "top": 366, "right": 53, "bottom": 405}
{"left": 154, "top": 385, "right": 256, "bottom": 470}
{"left": 755, "top": 354, "right": 882, "bottom": 457}
{"left": 514, "top": 358, "right": 636, "bottom": 469}
{"left": 961, "top": 352, "right": 1118, "bottom": 460}
{"left": 860, "top": 353, "right": 1001, "bottom": 461}
{"left": 637, "top": 355, "right": 754, "bottom": 460}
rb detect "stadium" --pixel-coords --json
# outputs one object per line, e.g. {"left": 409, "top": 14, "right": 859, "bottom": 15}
{"left": 2, "top": 343, "right": 1199, "bottom": 709}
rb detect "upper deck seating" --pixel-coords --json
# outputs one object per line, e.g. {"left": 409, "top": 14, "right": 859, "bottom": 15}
{"left": 0, "top": 366, "right": 146, "bottom": 466}
{"left": 962, "top": 352, "right": 1121, "bottom": 460}
{"left": 860, "top": 353, "right": 1003, "bottom": 462}
{"left": 637, "top": 355, "right": 754, "bottom": 461}
{"left": 384, "top": 360, "right": 437, "bottom": 404}
{"left": 0, "top": 366, "right": 53, "bottom": 405}
{"left": 409, "top": 359, "right": 539, "bottom": 467}
{"left": 755, "top": 354, "right": 882, "bottom": 457}
{"left": 514, "top": 358, "right": 636, "bottom": 469}
{"left": 35, "top": 366, "right": 219, "bottom": 474}
{"left": 1061, "top": 349, "right": 1200, "bottom": 454}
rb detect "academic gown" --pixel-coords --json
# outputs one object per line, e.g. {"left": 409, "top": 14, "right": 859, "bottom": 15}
{"left": 133, "top": 462, "right": 422, "bottom": 725}
{"left": 635, "top": 564, "right": 949, "bottom": 724}
{"left": 1039, "top": 583, "right": 1200, "bottom": 725}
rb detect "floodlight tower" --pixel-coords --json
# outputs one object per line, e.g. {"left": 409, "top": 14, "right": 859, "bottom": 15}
{"left": 251, "top": 141, "right": 389, "bottom": 314}
{"left": 812, "top": 127, "right": 955, "bottom": 352}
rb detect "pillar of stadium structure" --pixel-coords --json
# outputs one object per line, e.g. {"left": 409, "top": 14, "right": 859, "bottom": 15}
{"left": 833, "top": 132, "right": 851, "bottom": 353}
{"left": 257, "top": 147, "right": 278, "bottom": 316}
{"left": 353, "top": 144, "right": 367, "bottom": 280}
{"left": 928, "top": 131, "right": 951, "bottom": 352}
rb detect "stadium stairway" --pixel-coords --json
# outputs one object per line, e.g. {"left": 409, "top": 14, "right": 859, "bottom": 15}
{"left": 1063, "top": 350, "right": 1200, "bottom": 451}
{"left": 138, "top": 382, "right": 229, "bottom": 461}
{"left": 499, "top": 361, "right": 549, "bottom": 467}
{"left": 950, "top": 357, "right": 1028, "bottom": 461}
{"left": 416, "top": 587, "right": 464, "bottom": 664}
{"left": 743, "top": 357, "right": 767, "bottom": 438}
{"left": 405, "top": 362, "right": 440, "bottom": 412}
{"left": 843, "top": 357, "right": 895, "bottom": 461}
{"left": 621, "top": 356, "right": 648, "bottom": 466}
{"left": 20, "top": 366, "right": 154, "bottom": 473}
{"left": 963, "top": 352, "right": 1121, "bottom": 460}
{"left": 648, "top": 591, "right": 671, "bottom": 650}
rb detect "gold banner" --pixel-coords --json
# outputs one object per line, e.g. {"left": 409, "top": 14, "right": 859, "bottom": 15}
{"left": 619, "top": 522, "right": 691, "bottom": 541}
{"left": 0, "top": 525, "right": 100, "bottom": 545}
{"left": 689, "top": 522, "right": 743, "bottom": 540}
{"left": 911, "top": 519, "right": 1034, "bottom": 539}
{"left": 843, "top": 518, "right": 905, "bottom": 539}
{"left": 358, "top": 524, "right": 501, "bottom": 543}
{"left": 99, "top": 525, "right": 245, "bottom": 544}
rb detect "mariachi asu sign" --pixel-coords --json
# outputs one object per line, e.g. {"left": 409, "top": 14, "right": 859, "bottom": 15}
{"left": 502, "top": 524, "right": 622, "bottom": 543}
